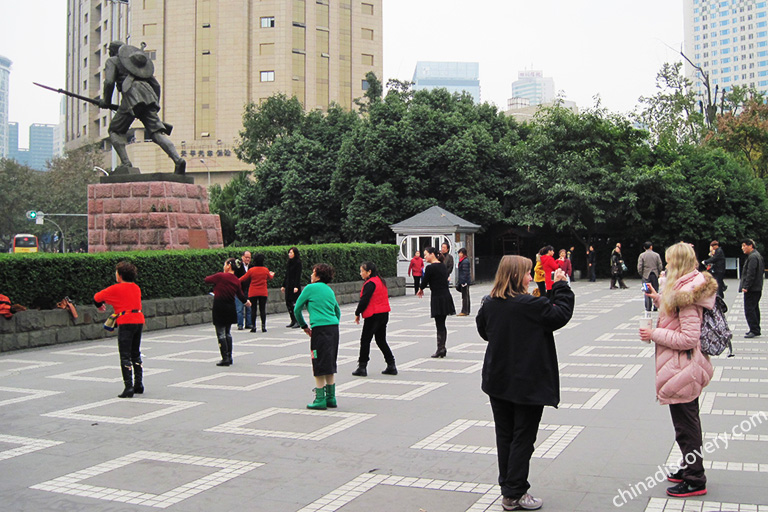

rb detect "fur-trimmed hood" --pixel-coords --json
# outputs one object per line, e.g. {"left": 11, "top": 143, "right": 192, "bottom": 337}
{"left": 665, "top": 270, "right": 718, "bottom": 311}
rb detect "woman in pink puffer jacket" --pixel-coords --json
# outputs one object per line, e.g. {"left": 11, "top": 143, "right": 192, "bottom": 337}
{"left": 640, "top": 242, "right": 717, "bottom": 499}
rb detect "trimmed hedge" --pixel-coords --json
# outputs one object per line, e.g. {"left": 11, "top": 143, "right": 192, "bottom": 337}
{"left": 0, "top": 244, "right": 397, "bottom": 309}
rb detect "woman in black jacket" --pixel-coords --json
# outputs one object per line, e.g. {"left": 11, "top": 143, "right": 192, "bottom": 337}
{"left": 417, "top": 246, "right": 455, "bottom": 358}
{"left": 281, "top": 247, "right": 303, "bottom": 328}
{"left": 476, "top": 255, "right": 574, "bottom": 511}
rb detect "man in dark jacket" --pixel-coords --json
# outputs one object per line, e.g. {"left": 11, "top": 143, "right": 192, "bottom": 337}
{"left": 586, "top": 246, "right": 596, "bottom": 282}
{"left": 233, "top": 251, "right": 252, "bottom": 330}
{"left": 740, "top": 239, "right": 764, "bottom": 338}
{"left": 441, "top": 242, "right": 455, "bottom": 282}
{"left": 456, "top": 248, "right": 471, "bottom": 316}
{"left": 703, "top": 240, "right": 727, "bottom": 298}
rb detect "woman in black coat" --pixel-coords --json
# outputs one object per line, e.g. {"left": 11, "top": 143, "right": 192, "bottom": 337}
{"left": 417, "top": 246, "right": 455, "bottom": 358}
{"left": 281, "top": 246, "right": 303, "bottom": 328}
{"left": 476, "top": 255, "right": 574, "bottom": 511}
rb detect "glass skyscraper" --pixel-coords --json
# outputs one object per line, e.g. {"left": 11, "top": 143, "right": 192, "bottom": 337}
{"left": 412, "top": 61, "right": 481, "bottom": 103}
{"left": 0, "top": 55, "right": 11, "bottom": 158}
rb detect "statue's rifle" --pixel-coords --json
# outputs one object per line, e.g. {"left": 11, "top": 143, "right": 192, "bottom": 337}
{"left": 33, "top": 82, "right": 173, "bottom": 135}
{"left": 33, "top": 82, "right": 119, "bottom": 110}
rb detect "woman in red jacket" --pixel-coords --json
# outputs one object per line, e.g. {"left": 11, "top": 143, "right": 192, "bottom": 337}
{"left": 352, "top": 261, "right": 397, "bottom": 377}
{"left": 539, "top": 246, "right": 559, "bottom": 298}
{"left": 407, "top": 250, "right": 424, "bottom": 295}
{"left": 206, "top": 258, "right": 251, "bottom": 366}
{"left": 239, "top": 253, "right": 275, "bottom": 333}
{"left": 556, "top": 249, "right": 572, "bottom": 279}
{"left": 94, "top": 261, "right": 145, "bottom": 398}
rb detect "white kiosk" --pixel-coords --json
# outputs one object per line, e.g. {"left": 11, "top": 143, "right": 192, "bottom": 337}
{"left": 390, "top": 206, "right": 481, "bottom": 279}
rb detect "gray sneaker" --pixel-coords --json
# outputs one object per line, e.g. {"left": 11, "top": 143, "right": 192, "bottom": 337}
{"left": 502, "top": 493, "right": 543, "bottom": 511}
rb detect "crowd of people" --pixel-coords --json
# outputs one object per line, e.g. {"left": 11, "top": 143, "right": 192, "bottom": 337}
{"left": 89, "top": 238, "right": 762, "bottom": 511}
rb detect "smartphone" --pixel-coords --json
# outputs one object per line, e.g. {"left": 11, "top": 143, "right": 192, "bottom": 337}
{"left": 641, "top": 282, "right": 650, "bottom": 292}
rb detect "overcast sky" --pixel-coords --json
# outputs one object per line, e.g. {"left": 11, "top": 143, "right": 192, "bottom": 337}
{"left": 1, "top": 0, "right": 683, "bottom": 147}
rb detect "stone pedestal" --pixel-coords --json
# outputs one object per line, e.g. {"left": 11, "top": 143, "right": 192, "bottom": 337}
{"left": 88, "top": 181, "right": 224, "bottom": 253}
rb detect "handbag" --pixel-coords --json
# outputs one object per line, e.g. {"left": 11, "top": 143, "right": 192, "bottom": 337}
{"left": 700, "top": 296, "right": 732, "bottom": 356}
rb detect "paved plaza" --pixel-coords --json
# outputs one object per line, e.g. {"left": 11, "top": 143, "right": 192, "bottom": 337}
{"left": 0, "top": 279, "right": 766, "bottom": 512}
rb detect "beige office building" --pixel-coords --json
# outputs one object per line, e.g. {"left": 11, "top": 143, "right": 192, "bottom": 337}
{"left": 65, "top": 0, "right": 383, "bottom": 185}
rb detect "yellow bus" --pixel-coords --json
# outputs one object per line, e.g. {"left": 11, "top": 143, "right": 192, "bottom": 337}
{"left": 12, "top": 234, "right": 39, "bottom": 253}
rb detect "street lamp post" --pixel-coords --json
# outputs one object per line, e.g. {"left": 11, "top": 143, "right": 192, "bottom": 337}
{"left": 200, "top": 159, "right": 210, "bottom": 187}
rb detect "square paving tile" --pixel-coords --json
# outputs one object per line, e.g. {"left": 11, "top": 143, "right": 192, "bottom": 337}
{"left": 644, "top": 497, "right": 768, "bottom": 511}
{"left": 0, "top": 359, "right": 61, "bottom": 373}
{"left": 46, "top": 365, "right": 172, "bottom": 383}
{"left": 140, "top": 334, "right": 211, "bottom": 344}
{"left": 153, "top": 350, "right": 253, "bottom": 363}
{"left": 665, "top": 431, "right": 768, "bottom": 473}
{"left": 296, "top": 472, "right": 498, "bottom": 512}
{"left": 712, "top": 365, "right": 768, "bottom": 383}
{"left": 169, "top": 372, "right": 298, "bottom": 391}
{"left": 205, "top": 407, "right": 374, "bottom": 441}
{"left": 569, "top": 345, "right": 654, "bottom": 358}
{"left": 398, "top": 358, "right": 483, "bottom": 374}
{"left": 700, "top": 392, "right": 768, "bottom": 416}
{"left": 335, "top": 379, "right": 447, "bottom": 400}
{"left": 42, "top": 398, "right": 203, "bottom": 425}
{"left": 558, "top": 362, "right": 643, "bottom": 379}
{"left": 559, "top": 387, "right": 620, "bottom": 409}
{"left": 0, "top": 386, "right": 62, "bottom": 408}
{"left": 0, "top": 434, "right": 63, "bottom": 462}
{"left": 30, "top": 450, "right": 262, "bottom": 509}
{"left": 411, "top": 419, "right": 583, "bottom": 459}
{"left": 260, "top": 354, "right": 358, "bottom": 368}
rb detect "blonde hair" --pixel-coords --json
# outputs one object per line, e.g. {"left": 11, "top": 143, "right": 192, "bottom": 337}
{"left": 660, "top": 242, "right": 697, "bottom": 314}
{"left": 490, "top": 255, "right": 532, "bottom": 299}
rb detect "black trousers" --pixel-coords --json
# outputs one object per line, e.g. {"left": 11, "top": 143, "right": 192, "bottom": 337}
{"left": 644, "top": 272, "right": 659, "bottom": 312}
{"left": 489, "top": 397, "right": 544, "bottom": 499}
{"left": 117, "top": 323, "right": 143, "bottom": 369}
{"left": 250, "top": 296, "right": 268, "bottom": 328}
{"left": 412, "top": 276, "right": 421, "bottom": 294}
{"left": 744, "top": 290, "right": 762, "bottom": 335}
{"left": 588, "top": 264, "right": 596, "bottom": 282}
{"left": 712, "top": 272, "right": 726, "bottom": 299}
{"left": 358, "top": 312, "right": 394, "bottom": 366}
{"left": 460, "top": 284, "right": 470, "bottom": 314}
{"left": 285, "top": 289, "right": 300, "bottom": 324}
{"left": 610, "top": 273, "right": 627, "bottom": 288}
{"left": 669, "top": 398, "right": 706, "bottom": 487}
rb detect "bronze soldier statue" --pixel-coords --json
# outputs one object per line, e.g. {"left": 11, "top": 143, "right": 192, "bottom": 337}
{"left": 99, "top": 41, "right": 186, "bottom": 175}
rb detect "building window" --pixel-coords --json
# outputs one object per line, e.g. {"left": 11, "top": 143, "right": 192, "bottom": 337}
{"left": 362, "top": 2, "right": 374, "bottom": 15}
{"left": 361, "top": 28, "right": 374, "bottom": 40}
{"left": 362, "top": 53, "right": 374, "bottom": 66}
{"left": 362, "top": 79, "right": 369, "bottom": 90}
{"left": 261, "top": 16, "right": 275, "bottom": 28}
{"left": 261, "top": 71, "right": 275, "bottom": 82}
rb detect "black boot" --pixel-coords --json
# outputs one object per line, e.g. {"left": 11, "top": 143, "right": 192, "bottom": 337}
{"left": 226, "top": 336, "right": 234, "bottom": 365}
{"left": 431, "top": 333, "right": 447, "bottom": 358}
{"left": 118, "top": 365, "right": 134, "bottom": 398}
{"left": 382, "top": 362, "right": 398, "bottom": 375}
{"left": 216, "top": 337, "right": 230, "bottom": 366}
{"left": 352, "top": 366, "right": 368, "bottom": 377}
{"left": 132, "top": 362, "right": 144, "bottom": 394}
{"left": 286, "top": 310, "right": 297, "bottom": 328}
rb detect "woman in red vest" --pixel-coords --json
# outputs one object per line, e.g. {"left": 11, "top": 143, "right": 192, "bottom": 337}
{"left": 352, "top": 261, "right": 397, "bottom": 376}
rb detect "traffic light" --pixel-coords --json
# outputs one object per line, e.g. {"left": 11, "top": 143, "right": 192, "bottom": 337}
{"left": 25, "top": 210, "right": 37, "bottom": 220}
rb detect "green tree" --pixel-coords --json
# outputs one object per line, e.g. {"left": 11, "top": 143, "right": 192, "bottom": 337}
{"left": 706, "top": 98, "right": 768, "bottom": 180}
{"left": 507, "top": 105, "right": 648, "bottom": 249}
{"left": 209, "top": 172, "right": 251, "bottom": 246}
{"left": 0, "top": 159, "right": 43, "bottom": 251}
{"left": 235, "top": 94, "right": 305, "bottom": 164}
{"left": 635, "top": 62, "right": 706, "bottom": 147}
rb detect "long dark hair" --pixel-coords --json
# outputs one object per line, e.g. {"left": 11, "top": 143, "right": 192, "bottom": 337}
{"left": 288, "top": 246, "right": 301, "bottom": 261}
{"left": 361, "top": 261, "right": 387, "bottom": 288}
{"left": 423, "top": 246, "right": 444, "bottom": 263}
{"left": 253, "top": 253, "right": 265, "bottom": 266}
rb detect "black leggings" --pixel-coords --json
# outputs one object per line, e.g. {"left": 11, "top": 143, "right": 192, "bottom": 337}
{"left": 359, "top": 312, "right": 395, "bottom": 366}
{"left": 434, "top": 314, "right": 447, "bottom": 340}
{"left": 412, "top": 276, "right": 421, "bottom": 294}
{"left": 250, "top": 296, "right": 267, "bottom": 328}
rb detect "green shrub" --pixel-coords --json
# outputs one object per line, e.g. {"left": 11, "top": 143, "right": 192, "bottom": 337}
{"left": 0, "top": 244, "right": 397, "bottom": 308}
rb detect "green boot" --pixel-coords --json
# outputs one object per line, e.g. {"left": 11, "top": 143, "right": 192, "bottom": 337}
{"left": 325, "top": 383, "right": 337, "bottom": 408}
{"left": 307, "top": 387, "right": 327, "bottom": 410}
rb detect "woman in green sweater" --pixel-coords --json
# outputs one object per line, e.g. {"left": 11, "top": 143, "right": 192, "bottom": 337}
{"left": 294, "top": 263, "right": 341, "bottom": 410}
